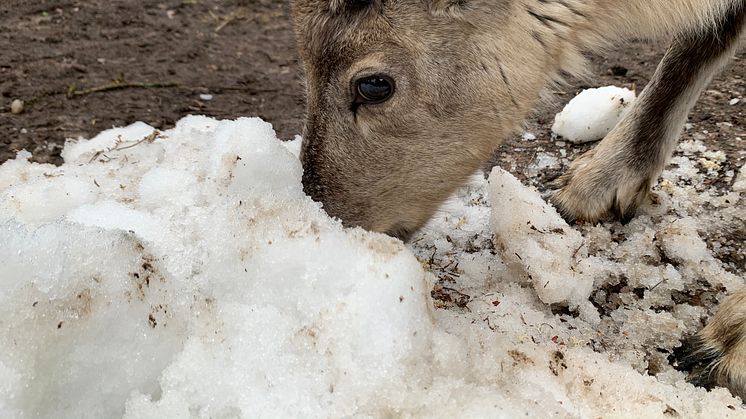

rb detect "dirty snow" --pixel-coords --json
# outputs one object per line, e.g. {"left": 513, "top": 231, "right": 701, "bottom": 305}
{"left": 1, "top": 104, "right": 745, "bottom": 418}
{"left": 552, "top": 86, "right": 636, "bottom": 144}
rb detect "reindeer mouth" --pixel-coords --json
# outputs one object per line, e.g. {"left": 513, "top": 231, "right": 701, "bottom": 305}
{"left": 385, "top": 224, "right": 414, "bottom": 242}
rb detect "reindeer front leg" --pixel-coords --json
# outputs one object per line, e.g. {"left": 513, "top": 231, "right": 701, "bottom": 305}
{"left": 552, "top": 4, "right": 746, "bottom": 223}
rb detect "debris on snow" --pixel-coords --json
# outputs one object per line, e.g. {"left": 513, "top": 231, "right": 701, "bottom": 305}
{"left": 410, "top": 151, "right": 745, "bottom": 416}
{"left": 552, "top": 86, "right": 636, "bottom": 144}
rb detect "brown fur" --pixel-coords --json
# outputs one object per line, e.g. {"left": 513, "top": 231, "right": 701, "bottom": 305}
{"left": 674, "top": 289, "right": 746, "bottom": 400}
{"left": 292, "top": 0, "right": 746, "bottom": 398}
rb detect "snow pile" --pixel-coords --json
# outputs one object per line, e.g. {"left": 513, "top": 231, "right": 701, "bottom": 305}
{"left": 1, "top": 114, "right": 745, "bottom": 418}
{"left": 552, "top": 86, "right": 636, "bottom": 144}
{"left": 0, "top": 117, "right": 432, "bottom": 418}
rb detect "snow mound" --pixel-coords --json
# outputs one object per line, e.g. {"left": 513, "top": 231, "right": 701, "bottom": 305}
{"left": 1, "top": 116, "right": 744, "bottom": 418}
{"left": 1, "top": 117, "right": 431, "bottom": 418}
{"left": 552, "top": 86, "right": 636, "bottom": 144}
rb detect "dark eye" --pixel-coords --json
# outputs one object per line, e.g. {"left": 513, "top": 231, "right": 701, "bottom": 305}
{"left": 355, "top": 75, "right": 395, "bottom": 105}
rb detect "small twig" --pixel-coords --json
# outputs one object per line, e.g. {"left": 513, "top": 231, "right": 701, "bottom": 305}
{"left": 212, "top": 9, "right": 251, "bottom": 33}
{"left": 87, "top": 131, "right": 162, "bottom": 163}
{"left": 114, "top": 130, "right": 161, "bottom": 151}
{"left": 572, "top": 243, "right": 584, "bottom": 259}
{"left": 67, "top": 78, "right": 179, "bottom": 98}
{"left": 197, "top": 85, "right": 279, "bottom": 93}
{"left": 88, "top": 150, "right": 104, "bottom": 164}
{"left": 649, "top": 280, "right": 666, "bottom": 291}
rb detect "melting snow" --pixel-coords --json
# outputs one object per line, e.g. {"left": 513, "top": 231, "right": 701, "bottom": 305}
{"left": 1, "top": 101, "right": 745, "bottom": 417}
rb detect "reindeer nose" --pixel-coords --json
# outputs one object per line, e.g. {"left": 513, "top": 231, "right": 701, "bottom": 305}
{"left": 300, "top": 150, "right": 326, "bottom": 203}
{"left": 301, "top": 172, "right": 325, "bottom": 203}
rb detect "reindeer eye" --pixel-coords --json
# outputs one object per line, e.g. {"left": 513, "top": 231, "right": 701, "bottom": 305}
{"left": 355, "top": 75, "right": 395, "bottom": 105}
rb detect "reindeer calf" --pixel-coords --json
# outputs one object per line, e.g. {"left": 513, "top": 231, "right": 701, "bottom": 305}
{"left": 292, "top": 0, "right": 746, "bottom": 398}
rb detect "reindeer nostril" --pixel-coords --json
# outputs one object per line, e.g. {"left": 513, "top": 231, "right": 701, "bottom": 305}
{"left": 301, "top": 172, "right": 325, "bottom": 203}
{"left": 385, "top": 224, "right": 413, "bottom": 242}
{"left": 299, "top": 137, "right": 330, "bottom": 204}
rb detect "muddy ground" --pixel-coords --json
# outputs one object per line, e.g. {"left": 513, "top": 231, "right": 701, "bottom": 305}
{"left": 2, "top": 1, "right": 745, "bottom": 172}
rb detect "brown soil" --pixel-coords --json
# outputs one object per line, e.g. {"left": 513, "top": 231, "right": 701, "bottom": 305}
{"left": 1, "top": 0, "right": 303, "bottom": 164}
{"left": 1, "top": 0, "right": 745, "bottom": 174}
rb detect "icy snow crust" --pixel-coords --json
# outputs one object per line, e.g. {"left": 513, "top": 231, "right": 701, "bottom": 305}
{"left": 1, "top": 114, "right": 745, "bottom": 418}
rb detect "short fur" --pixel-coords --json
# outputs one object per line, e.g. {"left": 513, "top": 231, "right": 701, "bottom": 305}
{"left": 292, "top": 0, "right": 746, "bottom": 398}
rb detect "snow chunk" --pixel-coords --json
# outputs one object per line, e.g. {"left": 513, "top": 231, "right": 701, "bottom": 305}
{"left": 734, "top": 164, "right": 746, "bottom": 192}
{"left": 488, "top": 167, "right": 592, "bottom": 306}
{"left": 657, "top": 218, "right": 710, "bottom": 265}
{"left": 552, "top": 86, "right": 636, "bottom": 144}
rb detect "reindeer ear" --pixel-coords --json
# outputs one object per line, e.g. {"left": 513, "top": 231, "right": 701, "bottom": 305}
{"left": 424, "top": 0, "right": 469, "bottom": 17}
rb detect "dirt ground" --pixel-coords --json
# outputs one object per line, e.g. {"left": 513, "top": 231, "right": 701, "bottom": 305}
{"left": 2, "top": 1, "right": 745, "bottom": 170}
{"left": 0, "top": 0, "right": 303, "bottom": 164}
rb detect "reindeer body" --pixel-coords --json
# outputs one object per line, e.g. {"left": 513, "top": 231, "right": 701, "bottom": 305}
{"left": 292, "top": 0, "right": 746, "bottom": 398}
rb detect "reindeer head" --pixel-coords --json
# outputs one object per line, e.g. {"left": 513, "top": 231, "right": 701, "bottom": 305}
{"left": 293, "top": 0, "right": 557, "bottom": 239}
